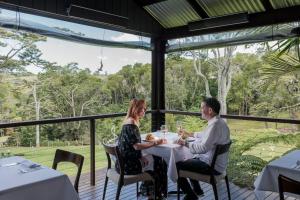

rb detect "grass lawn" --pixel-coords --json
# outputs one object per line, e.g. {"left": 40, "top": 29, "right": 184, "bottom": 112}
{"left": 0, "top": 145, "right": 107, "bottom": 178}
{"left": 243, "top": 142, "right": 296, "bottom": 161}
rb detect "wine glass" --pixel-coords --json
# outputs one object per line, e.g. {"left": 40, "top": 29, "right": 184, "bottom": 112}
{"left": 176, "top": 121, "right": 183, "bottom": 132}
{"left": 160, "top": 125, "right": 168, "bottom": 139}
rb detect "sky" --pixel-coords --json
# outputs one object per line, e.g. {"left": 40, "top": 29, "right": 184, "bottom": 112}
{"left": 35, "top": 37, "right": 151, "bottom": 74}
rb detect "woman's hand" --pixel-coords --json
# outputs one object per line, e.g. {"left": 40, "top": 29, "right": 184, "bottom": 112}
{"left": 155, "top": 138, "right": 167, "bottom": 145}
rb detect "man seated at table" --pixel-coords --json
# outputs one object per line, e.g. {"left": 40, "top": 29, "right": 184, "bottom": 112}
{"left": 176, "top": 97, "right": 230, "bottom": 200}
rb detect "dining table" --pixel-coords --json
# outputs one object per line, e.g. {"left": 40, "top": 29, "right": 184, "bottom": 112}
{"left": 0, "top": 156, "right": 79, "bottom": 200}
{"left": 142, "top": 132, "right": 193, "bottom": 182}
{"left": 254, "top": 149, "right": 300, "bottom": 199}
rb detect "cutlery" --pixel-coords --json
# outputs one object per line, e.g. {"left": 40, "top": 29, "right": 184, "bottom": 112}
{"left": 18, "top": 169, "right": 28, "bottom": 173}
{"left": 0, "top": 162, "right": 19, "bottom": 167}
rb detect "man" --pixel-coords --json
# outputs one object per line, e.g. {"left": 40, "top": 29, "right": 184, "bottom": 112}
{"left": 176, "top": 97, "right": 230, "bottom": 200}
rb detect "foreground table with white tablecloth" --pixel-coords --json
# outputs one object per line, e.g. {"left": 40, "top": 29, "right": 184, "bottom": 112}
{"left": 0, "top": 156, "right": 79, "bottom": 200}
{"left": 254, "top": 150, "right": 300, "bottom": 199}
{"left": 142, "top": 132, "right": 193, "bottom": 182}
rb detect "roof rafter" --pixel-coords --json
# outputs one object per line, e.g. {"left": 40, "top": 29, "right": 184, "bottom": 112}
{"left": 260, "top": 0, "right": 273, "bottom": 11}
{"left": 163, "top": 5, "right": 300, "bottom": 40}
{"left": 186, "top": 0, "right": 209, "bottom": 19}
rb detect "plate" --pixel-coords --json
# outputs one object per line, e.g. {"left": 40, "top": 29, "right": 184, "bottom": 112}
{"left": 142, "top": 139, "right": 155, "bottom": 142}
{"left": 186, "top": 137, "right": 195, "bottom": 142}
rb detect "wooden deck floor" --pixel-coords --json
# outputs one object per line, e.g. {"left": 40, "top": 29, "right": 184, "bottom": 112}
{"left": 75, "top": 169, "right": 297, "bottom": 200}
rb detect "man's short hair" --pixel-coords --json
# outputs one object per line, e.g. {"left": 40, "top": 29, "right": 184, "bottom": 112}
{"left": 203, "top": 97, "right": 221, "bottom": 114}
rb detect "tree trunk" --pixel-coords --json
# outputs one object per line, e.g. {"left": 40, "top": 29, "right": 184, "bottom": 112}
{"left": 191, "top": 50, "right": 211, "bottom": 97}
{"left": 33, "top": 83, "right": 40, "bottom": 147}
{"left": 215, "top": 46, "right": 236, "bottom": 115}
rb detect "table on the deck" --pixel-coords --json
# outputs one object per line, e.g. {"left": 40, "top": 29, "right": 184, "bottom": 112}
{"left": 254, "top": 150, "right": 300, "bottom": 199}
{"left": 142, "top": 132, "right": 193, "bottom": 182}
{"left": 0, "top": 156, "right": 79, "bottom": 200}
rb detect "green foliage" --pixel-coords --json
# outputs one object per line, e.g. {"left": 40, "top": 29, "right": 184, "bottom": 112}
{"left": 228, "top": 129, "right": 300, "bottom": 188}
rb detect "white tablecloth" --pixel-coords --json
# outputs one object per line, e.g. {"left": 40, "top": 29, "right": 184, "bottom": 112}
{"left": 254, "top": 150, "right": 300, "bottom": 199}
{"left": 142, "top": 132, "right": 193, "bottom": 182}
{"left": 0, "top": 156, "right": 79, "bottom": 200}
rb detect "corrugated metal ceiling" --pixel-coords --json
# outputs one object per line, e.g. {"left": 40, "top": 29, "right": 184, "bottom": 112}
{"left": 144, "top": 0, "right": 200, "bottom": 28}
{"left": 196, "top": 0, "right": 264, "bottom": 17}
{"left": 271, "top": 0, "right": 300, "bottom": 9}
{"left": 144, "top": 0, "right": 300, "bottom": 29}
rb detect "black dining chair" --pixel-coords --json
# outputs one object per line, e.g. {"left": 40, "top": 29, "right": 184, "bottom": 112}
{"left": 177, "top": 141, "right": 232, "bottom": 200}
{"left": 52, "top": 149, "right": 84, "bottom": 193}
{"left": 102, "top": 143, "right": 156, "bottom": 200}
{"left": 278, "top": 174, "right": 300, "bottom": 200}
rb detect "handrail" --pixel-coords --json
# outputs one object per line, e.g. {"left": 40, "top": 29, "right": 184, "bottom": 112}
{"left": 161, "top": 110, "right": 300, "bottom": 124}
{"left": 0, "top": 110, "right": 157, "bottom": 128}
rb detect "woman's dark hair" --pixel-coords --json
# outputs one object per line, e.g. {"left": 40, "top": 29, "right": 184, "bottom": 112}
{"left": 203, "top": 97, "right": 221, "bottom": 114}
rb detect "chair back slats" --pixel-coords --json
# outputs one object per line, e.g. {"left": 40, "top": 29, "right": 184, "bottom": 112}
{"left": 102, "top": 143, "right": 125, "bottom": 177}
{"left": 210, "top": 140, "right": 232, "bottom": 169}
{"left": 52, "top": 149, "right": 84, "bottom": 193}
{"left": 278, "top": 175, "right": 300, "bottom": 200}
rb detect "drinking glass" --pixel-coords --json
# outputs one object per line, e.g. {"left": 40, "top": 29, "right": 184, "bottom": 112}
{"left": 176, "top": 121, "right": 183, "bottom": 132}
{"left": 160, "top": 125, "right": 168, "bottom": 139}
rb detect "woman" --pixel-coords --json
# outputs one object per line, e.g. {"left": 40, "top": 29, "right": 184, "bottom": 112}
{"left": 117, "top": 99, "right": 167, "bottom": 199}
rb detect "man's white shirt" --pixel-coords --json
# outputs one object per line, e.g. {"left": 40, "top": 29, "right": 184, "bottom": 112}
{"left": 187, "top": 116, "right": 230, "bottom": 173}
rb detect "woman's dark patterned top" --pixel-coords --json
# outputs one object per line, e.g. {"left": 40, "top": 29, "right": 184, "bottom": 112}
{"left": 117, "top": 124, "right": 142, "bottom": 175}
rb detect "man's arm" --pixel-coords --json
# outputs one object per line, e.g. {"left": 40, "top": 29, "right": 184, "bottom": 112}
{"left": 188, "top": 125, "right": 220, "bottom": 154}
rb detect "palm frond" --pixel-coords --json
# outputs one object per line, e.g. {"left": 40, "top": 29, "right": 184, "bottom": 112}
{"left": 273, "top": 38, "right": 300, "bottom": 59}
{"left": 260, "top": 54, "right": 300, "bottom": 88}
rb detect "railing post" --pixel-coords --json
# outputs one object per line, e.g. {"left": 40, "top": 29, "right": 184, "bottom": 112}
{"left": 90, "top": 119, "right": 95, "bottom": 186}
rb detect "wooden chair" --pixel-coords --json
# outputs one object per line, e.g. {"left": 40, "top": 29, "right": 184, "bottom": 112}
{"left": 177, "top": 141, "right": 232, "bottom": 200}
{"left": 102, "top": 143, "right": 155, "bottom": 200}
{"left": 52, "top": 149, "right": 84, "bottom": 193}
{"left": 278, "top": 174, "right": 300, "bottom": 200}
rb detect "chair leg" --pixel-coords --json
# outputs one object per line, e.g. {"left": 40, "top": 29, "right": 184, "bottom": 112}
{"left": 102, "top": 176, "right": 108, "bottom": 200}
{"left": 177, "top": 181, "right": 180, "bottom": 200}
{"left": 211, "top": 179, "right": 218, "bottom": 200}
{"left": 225, "top": 175, "right": 231, "bottom": 200}
{"left": 153, "top": 180, "right": 156, "bottom": 200}
{"left": 136, "top": 182, "right": 139, "bottom": 199}
{"left": 115, "top": 182, "right": 122, "bottom": 200}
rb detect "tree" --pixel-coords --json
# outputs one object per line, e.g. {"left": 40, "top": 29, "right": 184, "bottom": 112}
{"left": 37, "top": 63, "right": 110, "bottom": 140}
{"left": 0, "top": 28, "right": 46, "bottom": 73}
{"left": 184, "top": 45, "right": 237, "bottom": 114}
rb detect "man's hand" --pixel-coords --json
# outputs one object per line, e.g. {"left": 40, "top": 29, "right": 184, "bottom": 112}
{"left": 178, "top": 129, "right": 192, "bottom": 139}
{"left": 176, "top": 138, "right": 187, "bottom": 146}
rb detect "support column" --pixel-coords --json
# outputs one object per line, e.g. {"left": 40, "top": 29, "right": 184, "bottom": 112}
{"left": 151, "top": 37, "right": 166, "bottom": 131}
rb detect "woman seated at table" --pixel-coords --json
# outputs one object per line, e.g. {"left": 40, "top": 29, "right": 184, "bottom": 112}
{"left": 117, "top": 98, "right": 167, "bottom": 200}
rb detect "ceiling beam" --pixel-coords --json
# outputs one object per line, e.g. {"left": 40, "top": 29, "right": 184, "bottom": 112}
{"left": 186, "top": 0, "right": 209, "bottom": 19}
{"left": 135, "top": 0, "right": 167, "bottom": 7}
{"left": 261, "top": 0, "right": 273, "bottom": 11}
{"left": 68, "top": 4, "right": 128, "bottom": 28}
{"left": 162, "top": 5, "right": 300, "bottom": 40}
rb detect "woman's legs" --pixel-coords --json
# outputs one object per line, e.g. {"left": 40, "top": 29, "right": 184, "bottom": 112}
{"left": 145, "top": 155, "right": 167, "bottom": 199}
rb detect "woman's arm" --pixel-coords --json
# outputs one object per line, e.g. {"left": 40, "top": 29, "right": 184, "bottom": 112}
{"left": 133, "top": 139, "right": 164, "bottom": 150}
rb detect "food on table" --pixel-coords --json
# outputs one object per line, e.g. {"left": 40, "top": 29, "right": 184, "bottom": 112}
{"left": 145, "top": 133, "right": 155, "bottom": 141}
